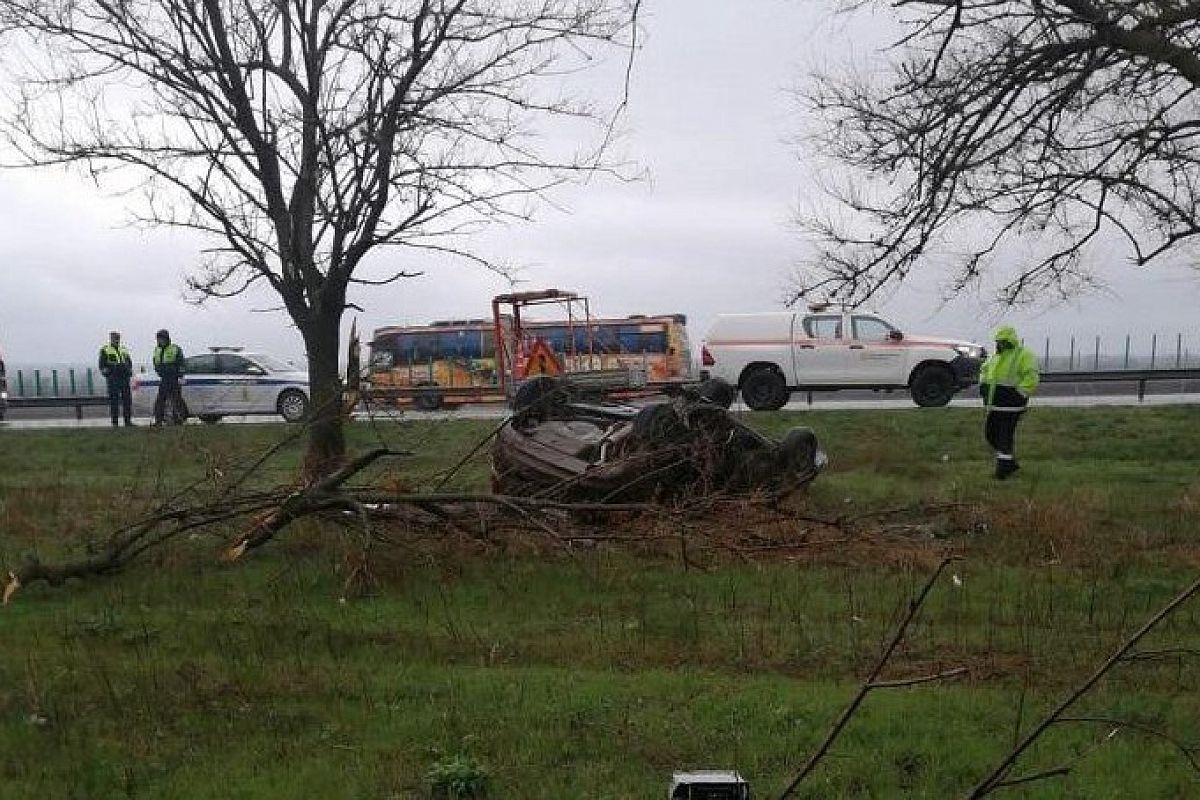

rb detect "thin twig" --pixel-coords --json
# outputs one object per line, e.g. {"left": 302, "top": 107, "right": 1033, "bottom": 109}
{"left": 967, "top": 573, "right": 1200, "bottom": 797}
{"left": 777, "top": 557, "right": 962, "bottom": 799}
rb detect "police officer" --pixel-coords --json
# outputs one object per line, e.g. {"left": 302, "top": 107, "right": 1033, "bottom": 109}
{"left": 98, "top": 330, "right": 134, "bottom": 427}
{"left": 979, "top": 325, "right": 1040, "bottom": 479}
{"left": 152, "top": 329, "right": 187, "bottom": 425}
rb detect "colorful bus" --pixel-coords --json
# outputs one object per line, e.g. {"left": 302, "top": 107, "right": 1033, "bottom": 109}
{"left": 367, "top": 307, "right": 694, "bottom": 410}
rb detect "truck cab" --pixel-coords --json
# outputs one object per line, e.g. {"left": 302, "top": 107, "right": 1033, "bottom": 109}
{"left": 701, "top": 306, "right": 984, "bottom": 410}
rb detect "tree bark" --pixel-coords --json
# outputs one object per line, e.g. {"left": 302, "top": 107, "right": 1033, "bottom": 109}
{"left": 300, "top": 311, "right": 346, "bottom": 481}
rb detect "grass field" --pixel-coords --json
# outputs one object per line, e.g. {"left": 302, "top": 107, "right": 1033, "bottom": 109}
{"left": 1, "top": 407, "right": 1199, "bottom": 798}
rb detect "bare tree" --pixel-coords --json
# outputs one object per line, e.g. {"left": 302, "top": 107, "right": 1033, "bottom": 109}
{"left": 791, "top": 1, "right": 1200, "bottom": 307}
{"left": 0, "top": 0, "right": 638, "bottom": 476}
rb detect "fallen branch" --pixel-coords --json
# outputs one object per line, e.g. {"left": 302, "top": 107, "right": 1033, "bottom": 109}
{"left": 224, "top": 447, "right": 411, "bottom": 558}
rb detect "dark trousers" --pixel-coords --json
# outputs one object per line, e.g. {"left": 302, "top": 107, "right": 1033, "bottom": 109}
{"left": 107, "top": 379, "right": 132, "bottom": 424}
{"left": 984, "top": 408, "right": 1024, "bottom": 459}
{"left": 153, "top": 378, "right": 187, "bottom": 423}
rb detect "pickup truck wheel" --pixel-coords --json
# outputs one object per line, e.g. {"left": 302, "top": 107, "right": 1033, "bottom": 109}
{"left": 910, "top": 365, "right": 956, "bottom": 407}
{"left": 740, "top": 368, "right": 789, "bottom": 411}
{"left": 197, "top": 414, "right": 222, "bottom": 424}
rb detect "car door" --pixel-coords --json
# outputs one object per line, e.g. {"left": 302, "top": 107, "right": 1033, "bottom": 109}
{"left": 179, "top": 353, "right": 220, "bottom": 414}
{"left": 848, "top": 315, "right": 906, "bottom": 384}
{"left": 215, "top": 354, "right": 267, "bottom": 413}
{"left": 792, "top": 313, "right": 848, "bottom": 384}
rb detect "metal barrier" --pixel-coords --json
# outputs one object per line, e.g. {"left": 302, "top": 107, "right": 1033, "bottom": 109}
{"left": 6, "top": 366, "right": 99, "bottom": 399}
{"left": 1040, "top": 368, "right": 1200, "bottom": 402}
{"left": 6, "top": 395, "right": 110, "bottom": 419}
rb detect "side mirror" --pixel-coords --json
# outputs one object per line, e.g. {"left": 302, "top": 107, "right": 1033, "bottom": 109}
{"left": 888, "top": 330, "right": 904, "bottom": 341}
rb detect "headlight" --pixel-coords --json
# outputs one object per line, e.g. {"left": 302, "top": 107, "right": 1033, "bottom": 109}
{"left": 954, "top": 345, "right": 984, "bottom": 359}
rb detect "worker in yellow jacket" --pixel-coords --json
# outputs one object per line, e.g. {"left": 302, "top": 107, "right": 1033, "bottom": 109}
{"left": 978, "top": 326, "right": 1040, "bottom": 479}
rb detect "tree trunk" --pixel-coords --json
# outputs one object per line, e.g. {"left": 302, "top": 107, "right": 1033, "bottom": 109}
{"left": 300, "top": 313, "right": 346, "bottom": 481}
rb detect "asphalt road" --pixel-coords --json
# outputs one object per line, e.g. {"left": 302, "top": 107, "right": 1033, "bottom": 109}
{"left": 3, "top": 379, "right": 1199, "bottom": 429}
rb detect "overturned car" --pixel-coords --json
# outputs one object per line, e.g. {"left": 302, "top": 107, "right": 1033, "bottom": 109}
{"left": 491, "top": 377, "right": 825, "bottom": 502}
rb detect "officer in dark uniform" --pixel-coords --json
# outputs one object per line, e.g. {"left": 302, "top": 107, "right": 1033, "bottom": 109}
{"left": 98, "top": 330, "right": 134, "bottom": 426}
{"left": 152, "top": 329, "right": 187, "bottom": 425}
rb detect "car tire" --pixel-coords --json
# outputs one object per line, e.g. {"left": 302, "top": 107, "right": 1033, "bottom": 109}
{"left": 698, "top": 377, "right": 736, "bottom": 409}
{"left": 277, "top": 389, "right": 310, "bottom": 422}
{"left": 197, "top": 414, "right": 222, "bottom": 424}
{"left": 910, "top": 364, "right": 956, "bottom": 408}
{"left": 631, "top": 403, "right": 686, "bottom": 445}
{"left": 740, "top": 367, "right": 789, "bottom": 411}
{"left": 511, "top": 376, "right": 567, "bottom": 421}
{"left": 413, "top": 383, "right": 443, "bottom": 412}
{"left": 777, "top": 426, "right": 821, "bottom": 482}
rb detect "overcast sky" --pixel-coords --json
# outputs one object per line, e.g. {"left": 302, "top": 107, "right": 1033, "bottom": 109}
{"left": 2, "top": 0, "right": 1198, "bottom": 369}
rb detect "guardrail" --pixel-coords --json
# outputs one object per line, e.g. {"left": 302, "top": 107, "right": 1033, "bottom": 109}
{"left": 1040, "top": 368, "right": 1200, "bottom": 401}
{"left": 4, "top": 366, "right": 100, "bottom": 399}
{"left": 6, "top": 395, "right": 111, "bottom": 419}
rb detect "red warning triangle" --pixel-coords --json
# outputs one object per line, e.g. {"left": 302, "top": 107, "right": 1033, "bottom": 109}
{"left": 521, "top": 338, "right": 563, "bottom": 377}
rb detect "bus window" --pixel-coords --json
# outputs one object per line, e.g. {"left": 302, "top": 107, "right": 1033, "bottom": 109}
{"left": 369, "top": 338, "right": 396, "bottom": 369}
{"left": 617, "top": 324, "right": 667, "bottom": 353}
{"left": 394, "top": 331, "right": 438, "bottom": 366}
{"left": 534, "top": 325, "right": 568, "bottom": 354}
{"left": 438, "top": 330, "right": 481, "bottom": 360}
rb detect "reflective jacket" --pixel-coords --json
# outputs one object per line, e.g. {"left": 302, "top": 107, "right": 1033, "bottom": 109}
{"left": 153, "top": 343, "right": 185, "bottom": 380}
{"left": 979, "top": 326, "right": 1039, "bottom": 410}
{"left": 98, "top": 344, "right": 133, "bottom": 382}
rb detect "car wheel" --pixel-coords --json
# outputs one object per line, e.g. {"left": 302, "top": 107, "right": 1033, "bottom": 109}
{"left": 413, "top": 383, "right": 443, "bottom": 412}
{"left": 277, "top": 389, "right": 310, "bottom": 422}
{"left": 511, "top": 375, "right": 567, "bottom": 421}
{"left": 197, "top": 414, "right": 222, "bottom": 424}
{"left": 631, "top": 403, "right": 686, "bottom": 445}
{"left": 777, "top": 426, "right": 821, "bottom": 483}
{"left": 910, "top": 365, "right": 956, "bottom": 407}
{"left": 740, "top": 367, "right": 789, "bottom": 411}
{"left": 698, "top": 377, "right": 736, "bottom": 409}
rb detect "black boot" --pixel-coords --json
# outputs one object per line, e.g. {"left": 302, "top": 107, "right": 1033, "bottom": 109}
{"left": 995, "top": 458, "right": 1018, "bottom": 480}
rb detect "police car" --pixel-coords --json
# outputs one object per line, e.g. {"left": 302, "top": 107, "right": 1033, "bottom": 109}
{"left": 132, "top": 347, "right": 310, "bottom": 423}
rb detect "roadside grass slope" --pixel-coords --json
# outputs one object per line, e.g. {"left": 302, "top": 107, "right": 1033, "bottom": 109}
{"left": 0, "top": 407, "right": 1198, "bottom": 798}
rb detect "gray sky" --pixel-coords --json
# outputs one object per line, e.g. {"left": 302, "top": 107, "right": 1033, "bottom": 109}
{"left": 2, "top": 0, "right": 1198, "bottom": 368}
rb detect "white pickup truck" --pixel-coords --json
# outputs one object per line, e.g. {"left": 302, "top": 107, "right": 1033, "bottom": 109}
{"left": 700, "top": 307, "right": 985, "bottom": 410}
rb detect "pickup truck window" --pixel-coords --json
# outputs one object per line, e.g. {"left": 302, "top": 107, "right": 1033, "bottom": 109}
{"left": 852, "top": 316, "right": 895, "bottom": 341}
{"left": 803, "top": 314, "right": 842, "bottom": 339}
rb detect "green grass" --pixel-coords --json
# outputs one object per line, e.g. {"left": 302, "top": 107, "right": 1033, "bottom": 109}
{"left": 1, "top": 407, "right": 1199, "bottom": 797}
